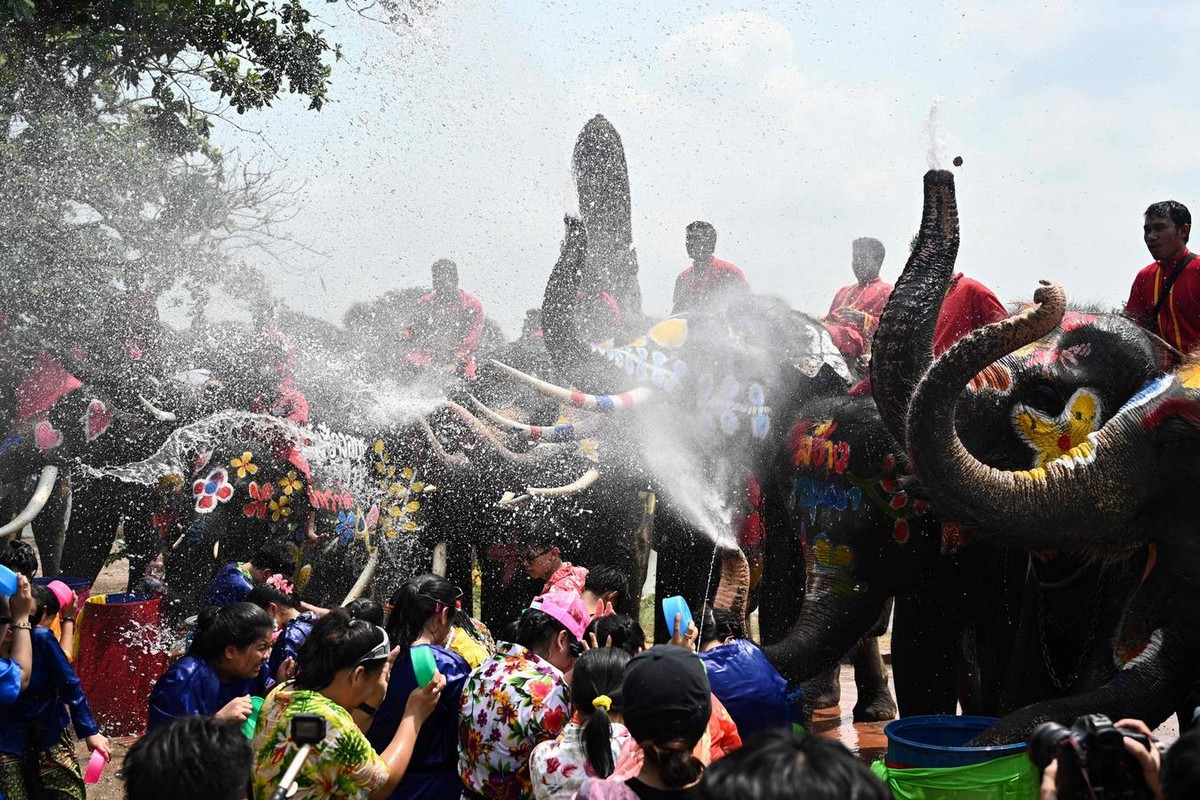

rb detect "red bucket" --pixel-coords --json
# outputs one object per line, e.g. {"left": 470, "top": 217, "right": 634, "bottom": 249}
{"left": 74, "top": 593, "right": 170, "bottom": 737}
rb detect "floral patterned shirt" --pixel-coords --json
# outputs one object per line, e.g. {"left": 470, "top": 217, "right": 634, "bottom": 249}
{"left": 529, "top": 720, "right": 632, "bottom": 800}
{"left": 251, "top": 682, "right": 388, "bottom": 800}
{"left": 458, "top": 642, "right": 571, "bottom": 799}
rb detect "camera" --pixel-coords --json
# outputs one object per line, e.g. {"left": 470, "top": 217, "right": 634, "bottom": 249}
{"left": 290, "top": 714, "right": 326, "bottom": 746}
{"left": 1028, "top": 714, "right": 1154, "bottom": 799}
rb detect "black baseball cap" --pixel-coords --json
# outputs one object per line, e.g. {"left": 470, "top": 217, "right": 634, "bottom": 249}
{"left": 622, "top": 645, "right": 711, "bottom": 745}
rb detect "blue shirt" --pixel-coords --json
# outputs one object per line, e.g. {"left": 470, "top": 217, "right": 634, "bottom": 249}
{"left": 698, "top": 638, "right": 791, "bottom": 741}
{"left": 199, "top": 563, "right": 253, "bottom": 609}
{"left": 366, "top": 645, "right": 471, "bottom": 800}
{"left": 0, "top": 658, "right": 21, "bottom": 707}
{"left": 0, "top": 627, "right": 98, "bottom": 754}
{"left": 265, "top": 612, "right": 315, "bottom": 690}
{"left": 147, "top": 655, "right": 258, "bottom": 730}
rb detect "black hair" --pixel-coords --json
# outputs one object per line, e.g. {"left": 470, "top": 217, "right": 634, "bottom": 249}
{"left": 853, "top": 236, "right": 886, "bottom": 266}
{"left": 584, "top": 564, "right": 631, "bottom": 615}
{"left": 644, "top": 739, "right": 705, "bottom": 789}
{"left": 344, "top": 597, "right": 385, "bottom": 627}
{"left": 1146, "top": 200, "right": 1191, "bottom": 241}
{"left": 246, "top": 581, "right": 301, "bottom": 613}
{"left": 584, "top": 614, "right": 646, "bottom": 658}
{"left": 124, "top": 715, "right": 253, "bottom": 800}
{"left": 295, "top": 608, "right": 387, "bottom": 691}
{"left": 702, "top": 728, "right": 891, "bottom": 800}
{"left": 30, "top": 584, "right": 59, "bottom": 625}
{"left": 188, "top": 602, "right": 273, "bottom": 662}
{"left": 249, "top": 539, "right": 294, "bottom": 577}
{"left": 699, "top": 605, "right": 744, "bottom": 647}
{"left": 524, "top": 514, "right": 566, "bottom": 550}
{"left": 386, "top": 574, "right": 460, "bottom": 653}
{"left": 1164, "top": 724, "right": 1200, "bottom": 799}
{"left": 572, "top": 647, "right": 631, "bottom": 779}
{"left": 686, "top": 220, "right": 717, "bottom": 241}
{"left": 499, "top": 618, "right": 521, "bottom": 644}
{"left": 516, "top": 607, "right": 575, "bottom": 652}
{"left": 0, "top": 540, "right": 37, "bottom": 579}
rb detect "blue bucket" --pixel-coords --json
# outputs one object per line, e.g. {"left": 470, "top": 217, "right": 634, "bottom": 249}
{"left": 884, "top": 715, "right": 1025, "bottom": 768}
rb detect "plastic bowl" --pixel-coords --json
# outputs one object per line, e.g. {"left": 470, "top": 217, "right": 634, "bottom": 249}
{"left": 241, "top": 696, "right": 265, "bottom": 739}
{"left": 46, "top": 580, "right": 75, "bottom": 609}
{"left": 661, "top": 595, "right": 693, "bottom": 637}
{"left": 412, "top": 645, "right": 437, "bottom": 688}
{"left": 84, "top": 749, "right": 107, "bottom": 784}
{"left": 884, "top": 715, "right": 1025, "bottom": 768}
{"left": 0, "top": 565, "right": 17, "bottom": 598}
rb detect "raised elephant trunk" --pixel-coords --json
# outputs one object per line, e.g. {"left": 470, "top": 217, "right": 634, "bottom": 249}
{"left": 871, "top": 169, "right": 960, "bottom": 447}
{"left": 712, "top": 546, "right": 750, "bottom": 625}
{"left": 541, "top": 215, "right": 591, "bottom": 383}
{"left": 906, "top": 282, "right": 1156, "bottom": 550}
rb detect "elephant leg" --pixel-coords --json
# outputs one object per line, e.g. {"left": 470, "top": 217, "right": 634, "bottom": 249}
{"left": 892, "top": 587, "right": 963, "bottom": 716}
{"left": 973, "top": 621, "right": 1200, "bottom": 745}
{"left": 123, "top": 487, "right": 160, "bottom": 592}
{"left": 29, "top": 474, "right": 70, "bottom": 575}
{"left": 652, "top": 512, "right": 717, "bottom": 643}
{"left": 59, "top": 478, "right": 122, "bottom": 583}
{"left": 807, "top": 665, "right": 841, "bottom": 709}
{"left": 852, "top": 636, "right": 898, "bottom": 722}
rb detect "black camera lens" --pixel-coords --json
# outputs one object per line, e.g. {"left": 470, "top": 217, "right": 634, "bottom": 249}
{"left": 1028, "top": 721, "right": 1072, "bottom": 768}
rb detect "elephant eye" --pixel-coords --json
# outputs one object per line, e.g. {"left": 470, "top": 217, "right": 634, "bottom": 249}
{"left": 1022, "top": 383, "right": 1063, "bottom": 415}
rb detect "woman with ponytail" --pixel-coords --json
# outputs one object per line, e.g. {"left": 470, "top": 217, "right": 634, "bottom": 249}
{"left": 366, "top": 575, "right": 471, "bottom": 799}
{"left": 577, "top": 645, "right": 711, "bottom": 800}
{"left": 530, "top": 647, "right": 632, "bottom": 800}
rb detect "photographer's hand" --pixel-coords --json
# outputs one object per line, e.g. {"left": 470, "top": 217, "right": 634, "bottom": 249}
{"left": 1039, "top": 759, "right": 1058, "bottom": 800}
{"left": 1115, "top": 719, "right": 1163, "bottom": 800}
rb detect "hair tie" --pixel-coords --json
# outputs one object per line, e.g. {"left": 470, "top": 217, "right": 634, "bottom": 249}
{"left": 592, "top": 695, "right": 612, "bottom": 712}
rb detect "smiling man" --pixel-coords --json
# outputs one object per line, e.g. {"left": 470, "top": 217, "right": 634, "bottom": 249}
{"left": 1127, "top": 200, "right": 1198, "bottom": 353}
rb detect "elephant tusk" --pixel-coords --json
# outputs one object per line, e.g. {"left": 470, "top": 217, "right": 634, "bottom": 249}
{"left": 138, "top": 394, "right": 177, "bottom": 422}
{"left": 432, "top": 541, "right": 447, "bottom": 578}
{"left": 526, "top": 467, "right": 600, "bottom": 498}
{"left": 497, "top": 491, "right": 533, "bottom": 508}
{"left": 441, "top": 402, "right": 573, "bottom": 467}
{"left": 0, "top": 465, "right": 59, "bottom": 538}
{"left": 468, "top": 397, "right": 601, "bottom": 442}
{"left": 489, "top": 361, "right": 659, "bottom": 411}
{"left": 341, "top": 551, "right": 378, "bottom": 605}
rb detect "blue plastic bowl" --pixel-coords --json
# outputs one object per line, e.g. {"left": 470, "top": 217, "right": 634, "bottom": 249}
{"left": 884, "top": 715, "right": 1025, "bottom": 768}
{"left": 661, "top": 595, "right": 693, "bottom": 637}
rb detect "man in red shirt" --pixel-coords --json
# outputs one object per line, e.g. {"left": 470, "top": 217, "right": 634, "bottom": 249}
{"left": 934, "top": 272, "right": 1008, "bottom": 356}
{"left": 411, "top": 258, "right": 485, "bottom": 374}
{"left": 823, "top": 237, "right": 893, "bottom": 363}
{"left": 672, "top": 221, "right": 751, "bottom": 313}
{"left": 1126, "top": 200, "right": 1198, "bottom": 353}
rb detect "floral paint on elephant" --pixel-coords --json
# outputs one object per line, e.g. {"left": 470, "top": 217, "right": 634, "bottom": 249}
{"left": 810, "top": 534, "right": 866, "bottom": 596}
{"left": 371, "top": 439, "right": 428, "bottom": 540}
{"left": 1011, "top": 388, "right": 1102, "bottom": 466}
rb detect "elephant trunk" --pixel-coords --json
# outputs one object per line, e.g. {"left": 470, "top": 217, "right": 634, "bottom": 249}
{"left": 763, "top": 590, "right": 890, "bottom": 686}
{"left": 870, "top": 169, "right": 960, "bottom": 447}
{"left": 712, "top": 547, "right": 750, "bottom": 624}
{"left": 541, "top": 216, "right": 592, "bottom": 385}
{"left": 906, "top": 282, "right": 1154, "bottom": 550}
{"left": 0, "top": 465, "right": 59, "bottom": 538}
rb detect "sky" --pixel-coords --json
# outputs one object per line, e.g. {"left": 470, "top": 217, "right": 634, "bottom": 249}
{"left": 205, "top": 0, "right": 1200, "bottom": 337}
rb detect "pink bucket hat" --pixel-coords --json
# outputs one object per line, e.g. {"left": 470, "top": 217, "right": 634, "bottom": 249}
{"left": 530, "top": 590, "right": 589, "bottom": 641}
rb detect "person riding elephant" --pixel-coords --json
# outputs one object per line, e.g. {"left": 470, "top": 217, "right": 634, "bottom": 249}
{"left": 404, "top": 259, "right": 485, "bottom": 380}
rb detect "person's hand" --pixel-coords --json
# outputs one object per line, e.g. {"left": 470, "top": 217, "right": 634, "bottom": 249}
{"left": 403, "top": 671, "right": 445, "bottom": 724}
{"left": 591, "top": 600, "right": 614, "bottom": 621}
{"left": 580, "top": 631, "right": 614, "bottom": 652}
{"left": 9, "top": 576, "right": 34, "bottom": 623}
{"left": 215, "top": 695, "right": 253, "bottom": 723}
{"left": 1115, "top": 719, "right": 1163, "bottom": 800}
{"left": 669, "top": 613, "right": 698, "bottom": 651}
{"left": 1039, "top": 758, "right": 1058, "bottom": 800}
{"left": 85, "top": 733, "right": 112, "bottom": 761}
{"left": 275, "top": 656, "right": 296, "bottom": 683}
{"left": 61, "top": 595, "right": 78, "bottom": 622}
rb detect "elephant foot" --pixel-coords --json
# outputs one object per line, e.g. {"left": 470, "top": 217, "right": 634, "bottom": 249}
{"left": 810, "top": 665, "right": 841, "bottom": 709}
{"left": 853, "top": 690, "right": 899, "bottom": 722}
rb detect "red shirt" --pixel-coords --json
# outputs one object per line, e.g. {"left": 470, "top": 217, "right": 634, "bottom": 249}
{"left": 823, "top": 277, "right": 894, "bottom": 359}
{"left": 672, "top": 257, "right": 751, "bottom": 313}
{"left": 542, "top": 562, "right": 588, "bottom": 596}
{"left": 418, "top": 288, "right": 485, "bottom": 355}
{"left": 933, "top": 273, "right": 1007, "bottom": 356}
{"left": 1126, "top": 249, "right": 1200, "bottom": 353}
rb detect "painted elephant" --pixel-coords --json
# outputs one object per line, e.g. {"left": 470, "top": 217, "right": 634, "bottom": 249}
{"left": 763, "top": 170, "right": 1173, "bottom": 724}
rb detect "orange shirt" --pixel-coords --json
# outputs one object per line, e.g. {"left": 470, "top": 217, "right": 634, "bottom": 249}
{"left": 1126, "top": 249, "right": 1200, "bottom": 353}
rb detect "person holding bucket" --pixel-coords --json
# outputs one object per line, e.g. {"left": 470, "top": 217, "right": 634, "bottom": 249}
{"left": 367, "top": 575, "right": 471, "bottom": 799}
{"left": 148, "top": 602, "right": 274, "bottom": 729}
{"left": 0, "top": 573, "right": 35, "bottom": 700}
{"left": 247, "top": 577, "right": 315, "bottom": 687}
{"left": 0, "top": 577, "right": 110, "bottom": 799}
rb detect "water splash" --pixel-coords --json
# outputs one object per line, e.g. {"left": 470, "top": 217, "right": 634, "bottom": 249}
{"left": 926, "top": 95, "right": 946, "bottom": 170}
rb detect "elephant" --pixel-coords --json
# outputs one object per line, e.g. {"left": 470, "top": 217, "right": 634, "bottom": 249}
{"left": 759, "top": 170, "right": 1178, "bottom": 725}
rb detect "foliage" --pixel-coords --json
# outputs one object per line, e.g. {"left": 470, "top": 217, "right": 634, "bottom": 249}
{"left": 0, "top": 0, "right": 342, "bottom": 353}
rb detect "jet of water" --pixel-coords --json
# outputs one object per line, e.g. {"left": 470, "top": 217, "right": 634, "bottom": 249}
{"left": 926, "top": 95, "right": 946, "bottom": 170}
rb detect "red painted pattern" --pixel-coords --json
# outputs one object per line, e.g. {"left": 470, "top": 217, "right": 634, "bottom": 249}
{"left": 617, "top": 392, "right": 633, "bottom": 407}
{"left": 1142, "top": 398, "right": 1200, "bottom": 431}
{"left": 570, "top": 390, "right": 586, "bottom": 407}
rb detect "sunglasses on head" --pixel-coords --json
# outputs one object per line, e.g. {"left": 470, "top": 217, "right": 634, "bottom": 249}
{"left": 355, "top": 626, "right": 391, "bottom": 667}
